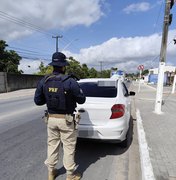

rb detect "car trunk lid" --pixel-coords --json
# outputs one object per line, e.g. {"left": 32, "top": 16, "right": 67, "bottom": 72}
{"left": 77, "top": 97, "right": 117, "bottom": 126}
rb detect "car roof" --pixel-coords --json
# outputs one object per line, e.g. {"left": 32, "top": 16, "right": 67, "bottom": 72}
{"left": 78, "top": 78, "right": 118, "bottom": 83}
{"left": 78, "top": 78, "right": 119, "bottom": 87}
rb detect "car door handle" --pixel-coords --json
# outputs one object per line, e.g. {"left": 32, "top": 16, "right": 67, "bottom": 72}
{"left": 78, "top": 108, "right": 85, "bottom": 113}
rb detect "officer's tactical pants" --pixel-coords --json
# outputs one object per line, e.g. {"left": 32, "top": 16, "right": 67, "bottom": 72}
{"left": 44, "top": 117, "right": 77, "bottom": 175}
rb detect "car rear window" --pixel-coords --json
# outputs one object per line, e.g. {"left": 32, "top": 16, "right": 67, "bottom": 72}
{"left": 79, "top": 82, "right": 117, "bottom": 97}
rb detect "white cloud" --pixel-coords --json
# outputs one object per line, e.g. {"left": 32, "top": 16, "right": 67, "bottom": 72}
{"left": 123, "top": 2, "right": 152, "bottom": 14}
{"left": 18, "top": 59, "right": 48, "bottom": 74}
{"left": 69, "top": 33, "right": 162, "bottom": 64}
{"left": 0, "top": 0, "right": 104, "bottom": 40}
{"left": 19, "top": 29, "right": 176, "bottom": 74}
{"left": 64, "top": 29, "right": 176, "bottom": 73}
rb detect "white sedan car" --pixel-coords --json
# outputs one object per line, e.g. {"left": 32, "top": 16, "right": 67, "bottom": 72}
{"left": 76, "top": 78, "right": 135, "bottom": 147}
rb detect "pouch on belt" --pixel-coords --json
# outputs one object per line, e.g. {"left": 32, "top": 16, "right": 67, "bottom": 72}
{"left": 42, "top": 110, "right": 49, "bottom": 124}
{"left": 74, "top": 112, "right": 81, "bottom": 130}
{"left": 65, "top": 114, "right": 74, "bottom": 125}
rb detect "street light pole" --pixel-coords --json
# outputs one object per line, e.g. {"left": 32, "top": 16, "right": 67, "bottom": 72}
{"left": 62, "top": 38, "right": 78, "bottom": 51}
{"left": 52, "top": 35, "right": 63, "bottom": 52}
{"left": 154, "top": 0, "right": 172, "bottom": 114}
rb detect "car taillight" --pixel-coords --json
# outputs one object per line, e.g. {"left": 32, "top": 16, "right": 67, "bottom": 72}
{"left": 110, "top": 104, "right": 125, "bottom": 119}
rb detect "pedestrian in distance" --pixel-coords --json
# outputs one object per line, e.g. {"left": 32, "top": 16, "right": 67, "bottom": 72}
{"left": 34, "top": 52, "right": 86, "bottom": 180}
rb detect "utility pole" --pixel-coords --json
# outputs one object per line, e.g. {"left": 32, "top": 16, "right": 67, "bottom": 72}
{"left": 154, "top": 0, "right": 174, "bottom": 114}
{"left": 99, "top": 61, "right": 103, "bottom": 77}
{"left": 172, "top": 39, "right": 176, "bottom": 94}
{"left": 171, "top": 73, "right": 176, "bottom": 93}
{"left": 52, "top": 35, "right": 63, "bottom": 52}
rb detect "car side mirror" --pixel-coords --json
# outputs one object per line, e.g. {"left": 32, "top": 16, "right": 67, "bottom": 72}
{"left": 129, "top": 91, "right": 135, "bottom": 96}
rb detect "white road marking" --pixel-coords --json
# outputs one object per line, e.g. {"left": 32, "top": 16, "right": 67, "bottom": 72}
{"left": 136, "top": 109, "right": 155, "bottom": 180}
{"left": 137, "top": 98, "right": 155, "bottom": 101}
{"left": 144, "top": 84, "right": 156, "bottom": 90}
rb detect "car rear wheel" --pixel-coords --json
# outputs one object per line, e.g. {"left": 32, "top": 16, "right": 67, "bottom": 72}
{"left": 119, "top": 125, "right": 130, "bottom": 148}
{"left": 119, "top": 118, "right": 133, "bottom": 148}
{"left": 119, "top": 137, "right": 128, "bottom": 148}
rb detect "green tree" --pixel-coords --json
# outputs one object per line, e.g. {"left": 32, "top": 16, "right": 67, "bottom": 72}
{"left": 66, "top": 57, "right": 84, "bottom": 79}
{"left": 35, "top": 62, "right": 53, "bottom": 75}
{"left": 38, "top": 62, "right": 46, "bottom": 74}
{"left": 98, "top": 69, "right": 111, "bottom": 78}
{"left": 111, "top": 67, "right": 118, "bottom": 71}
{"left": 142, "top": 69, "right": 149, "bottom": 75}
{"left": 0, "top": 40, "right": 22, "bottom": 73}
{"left": 81, "top": 64, "right": 90, "bottom": 78}
{"left": 35, "top": 56, "right": 108, "bottom": 79}
{"left": 126, "top": 72, "right": 137, "bottom": 80}
{"left": 89, "top": 67, "right": 98, "bottom": 78}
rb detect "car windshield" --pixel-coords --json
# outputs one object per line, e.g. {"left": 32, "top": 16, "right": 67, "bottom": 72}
{"left": 79, "top": 81, "right": 117, "bottom": 98}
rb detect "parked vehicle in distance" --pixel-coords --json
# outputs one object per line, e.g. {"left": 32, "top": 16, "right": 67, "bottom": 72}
{"left": 77, "top": 78, "right": 135, "bottom": 147}
{"left": 110, "top": 70, "right": 125, "bottom": 81}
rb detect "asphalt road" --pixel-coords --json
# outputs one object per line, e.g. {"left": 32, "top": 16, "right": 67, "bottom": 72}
{"left": 0, "top": 92, "right": 141, "bottom": 180}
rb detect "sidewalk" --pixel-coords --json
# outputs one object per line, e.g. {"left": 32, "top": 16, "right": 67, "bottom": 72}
{"left": 132, "top": 82, "right": 176, "bottom": 180}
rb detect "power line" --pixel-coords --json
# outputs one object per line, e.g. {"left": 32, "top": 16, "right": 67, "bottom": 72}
{"left": 7, "top": 47, "right": 52, "bottom": 61}
{"left": 15, "top": 51, "right": 50, "bottom": 57}
{"left": 0, "top": 11, "right": 55, "bottom": 37}
{"left": 150, "top": 33, "right": 176, "bottom": 67}
{"left": 8, "top": 46, "right": 40, "bottom": 54}
{"left": 0, "top": 10, "right": 80, "bottom": 53}
{"left": 62, "top": 36, "right": 80, "bottom": 52}
{"left": 153, "top": 0, "right": 164, "bottom": 34}
{"left": 20, "top": 55, "right": 50, "bottom": 61}
{"left": 0, "top": 11, "right": 79, "bottom": 51}
{"left": 8, "top": 39, "right": 60, "bottom": 56}
{"left": 7, "top": 46, "right": 51, "bottom": 59}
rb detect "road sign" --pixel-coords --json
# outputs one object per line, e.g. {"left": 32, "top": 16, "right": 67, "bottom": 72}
{"left": 138, "top": 65, "right": 144, "bottom": 70}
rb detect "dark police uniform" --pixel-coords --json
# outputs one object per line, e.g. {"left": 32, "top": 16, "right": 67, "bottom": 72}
{"left": 34, "top": 72, "right": 85, "bottom": 113}
{"left": 34, "top": 52, "right": 85, "bottom": 180}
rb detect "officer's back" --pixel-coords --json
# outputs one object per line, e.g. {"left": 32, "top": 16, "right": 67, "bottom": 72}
{"left": 34, "top": 52, "right": 85, "bottom": 180}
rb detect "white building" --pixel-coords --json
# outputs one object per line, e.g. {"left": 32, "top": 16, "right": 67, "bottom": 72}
{"left": 149, "top": 66, "right": 176, "bottom": 75}
{"left": 148, "top": 65, "right": 176, "bottom": 85}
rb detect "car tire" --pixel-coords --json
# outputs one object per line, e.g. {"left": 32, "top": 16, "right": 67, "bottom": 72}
{"left": 119, "top": 126, "right": 130, "bottom": 148}
{"left": 119, "top": 137, "right": 128, "bottom": 148}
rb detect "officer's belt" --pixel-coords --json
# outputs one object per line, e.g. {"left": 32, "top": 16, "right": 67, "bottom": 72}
{"left": 49, "top": 114, "right": 66, "bottom": 118}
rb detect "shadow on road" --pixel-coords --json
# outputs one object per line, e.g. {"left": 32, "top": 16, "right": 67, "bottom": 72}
{"left": 126, "top": 115, "right": 135, "bottom": 149}
{"left": 74, "top": 115, "right": 134, "bottom": 176}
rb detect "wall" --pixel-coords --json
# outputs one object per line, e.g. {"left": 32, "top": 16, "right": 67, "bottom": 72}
{"left": 0, "top": 72, "right": 6, "bottom": 93}
{"left": 0, "top": 72, "right": 44, "bottom": 93}
{"left": 148, "top": 74, "right": 167, "bottom": 85}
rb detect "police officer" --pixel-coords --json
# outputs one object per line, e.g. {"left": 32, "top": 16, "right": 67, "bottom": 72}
{"left": 34, "top": 52, "right": 86, "bottom": 180}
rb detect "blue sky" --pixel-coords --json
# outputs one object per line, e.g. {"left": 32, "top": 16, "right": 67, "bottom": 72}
{"left": 1, "top": 0, "right": 176, "bottom": 74}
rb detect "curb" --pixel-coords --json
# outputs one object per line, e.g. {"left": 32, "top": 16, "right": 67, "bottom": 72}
{"left": 136, "top": 109, "right": 155, "bottom": 180}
